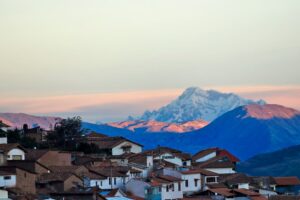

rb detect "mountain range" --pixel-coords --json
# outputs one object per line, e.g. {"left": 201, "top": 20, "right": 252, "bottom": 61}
{"left": 137, "top": 87, "right": 265, "bottom": 122}
{"left": 84, "top": 103, "right": 300, "bottom": 160}
{"left": 0, "top": 113, "right": 60, "bottom": 130}
{"left": 1, "top": 88, "right": 299, "bottom": 160}
{"left": 106, "top": 119, "right": 208, "bottom": 133}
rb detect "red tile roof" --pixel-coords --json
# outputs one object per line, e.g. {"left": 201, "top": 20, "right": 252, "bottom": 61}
{"left": 193, "top": 148, "right": 240, "bottom": 163}
{"left": 181, "top": 169, "right": 218, "bottom": 176}
{"left": 273, "top": 176, "right": 300, "bottom": 186}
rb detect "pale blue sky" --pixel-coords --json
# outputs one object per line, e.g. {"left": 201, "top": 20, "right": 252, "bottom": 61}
{"left": 0, "top": 0, "right": 299, "bottom": 121}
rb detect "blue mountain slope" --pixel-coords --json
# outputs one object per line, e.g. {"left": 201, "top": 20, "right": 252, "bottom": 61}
{"left": 238, "top": 145, "right": 300, "bottom": 178}
{"left": 83, "top": 104, "right": 300, "bottom": 160}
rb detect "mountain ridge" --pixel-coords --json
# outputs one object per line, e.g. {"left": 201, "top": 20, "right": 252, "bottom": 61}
{"left": 137, "top": 87, "right": 265, "bottom": 122}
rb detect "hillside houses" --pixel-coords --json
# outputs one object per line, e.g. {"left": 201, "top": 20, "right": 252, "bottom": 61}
{"left": 0, "top": 132, "right": 299, "bottom": 199}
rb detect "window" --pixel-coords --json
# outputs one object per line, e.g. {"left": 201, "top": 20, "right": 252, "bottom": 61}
{"left": 100, "top": 181, "right": 102, "bottom": 186}
{"left": 166, "top": 185, "right": 169, "bottom": 192}
{"left": 24, "top": 173, "right": 26, "bottom": 178}
{"left": 114, "top": 178, "right": 116, "bottom": 185}
{"left": 178, "top": 182, "right": 181, "bottom": 191}
{"left": 109, "top": 178, "right": 112, "bottom": 185}
{"left": 172, "top": 184, "right": 174, "bottom": 191}
{"left": 12, "top": 155, "right": 22, "bottom": 160}
{"left": 206, "top": 177, "right": 217, "bottom": 183}
{"left": 185, "top": 180, "right": 189, "bottom": 187}
{"left": 183, "top": 161, "right": 187, "bottom": 166}
{"left": 194, "top": 179, "right": 198, "bottom": 187}
{"left": 4, "top": 176, "right": 11, "bottom": 180}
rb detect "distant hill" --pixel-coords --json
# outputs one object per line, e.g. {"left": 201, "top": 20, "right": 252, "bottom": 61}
{"left": 0, "top": 113, "right": 61, "bottom": 130}
{"left": 106, "top": 119, "right": 208, "bottom": 133}
{"left": 137, "top": 87, "right": 265, "bottom": 122}
{"left": 238, "top": 145, "right": 300, "bottom": 178}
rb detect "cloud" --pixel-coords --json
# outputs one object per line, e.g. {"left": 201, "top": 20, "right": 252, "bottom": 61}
{"left": 0, "top": 86, "right": 299, "bottom": 122}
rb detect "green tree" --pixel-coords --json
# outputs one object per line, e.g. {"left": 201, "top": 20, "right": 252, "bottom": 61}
{"left": 47, "top": 116, "right": 86, "bottom": 150}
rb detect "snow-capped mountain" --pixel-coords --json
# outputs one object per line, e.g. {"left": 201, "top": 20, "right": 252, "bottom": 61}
{"left": 138, "top": 87, "right": 266, "bottom": 122}
{"left": 106, "top": 119, "right": 208, "bottom": 133}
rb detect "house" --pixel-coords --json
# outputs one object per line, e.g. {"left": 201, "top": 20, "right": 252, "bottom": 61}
{"left": 0, "top": 189, "right": 9, "bottom": 199}
{"left": 144, "top": 146, "right": 192, "bottom": 167}
{"left": 220, "top": 173, "right": 252, "bottom": 189}
{"left": 49, "top": 187, "right": 106, "bottom": 200}
{"left": 194, "top": 156, "right": 237, "bottom": 174}
{"left": 0, "top": 165, "right": 37, "bottom": 194}
{"left": 126, "top": 175, "right": 184, "bottom": 200}
{"left": 273, "top": 177, "right": 300, "bottom": 195}
{"left": 0, "top": 143, "right": 26, "bottom": 164}
{"left": 181, "top": 169, "right": 219, "bottom": 193}
{"left": 37, "top": 172, "right": 83, "bottom": 193}
{"left": 146, "top": 175, "right": 184, "bottom": 200}
{"left": 23, "top": 124, "right": 49, "bottom": 143}
{"left": 88, "top": 167, "right": 128, "bottom": 189}
{"left": 127, "top": 153, "right": 154, "bottom": 178}
{"left": 7, "top": 160, "right": 51, "bottom": 175}
{"left": 85, "top": 133, "right": 143, "bottom": 156}
{"left": 26, "top": 149, "right": 72, "bottom": 167}
{"left": 193, "top": 148, "right": 240, "bottom": 164}
{"left": 48, "top": 165, "right": 89, "bottom": 177}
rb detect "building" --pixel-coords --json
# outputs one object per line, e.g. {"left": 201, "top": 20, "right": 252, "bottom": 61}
{"left": 85, "top": 133, "right": 143, "bottom": 156}
{"left": 0, "top": 143, "right": 26, "bottom": 164}
{"left": 144, "top": 146, "right": 192, "bottom": 167}
{"left": 273, "top": 177, "right": 300, "bottom": 195}
{"left": 26, "top": 149, "right": 72, "bottom": 167}
{"left": 0, "top": 165, "right": 37, "bottom": 194}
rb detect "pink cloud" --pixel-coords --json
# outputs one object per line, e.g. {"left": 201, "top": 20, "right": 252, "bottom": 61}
{"left": 0, "top": 85, "right": 299, "bottom": 122}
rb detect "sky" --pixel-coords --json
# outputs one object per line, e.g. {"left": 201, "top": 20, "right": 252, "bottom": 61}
{"left": 0, "top": 0, "right": 299, "bottom": 122}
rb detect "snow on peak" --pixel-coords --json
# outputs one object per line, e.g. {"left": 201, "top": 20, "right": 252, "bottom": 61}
{"left": 138, "top": 87, "right": 266, "bottom": 122}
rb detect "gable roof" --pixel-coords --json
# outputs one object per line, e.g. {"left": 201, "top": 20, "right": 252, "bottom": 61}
{"left": 143, "top": 146, "right": 191, "bottom": 160}
{"left": 273, "top": 177, "right": 300, "bottom": 186}
{"left": 207, "top": 188, "right": 235, "bottom": 197}
{"left": 86, "top": 132, "right": 108, "bottom": 138}
{"left": 0, "top": 143, "right": 26, "bottom": 153}
{"left": 7, "top": 160, "right": 51, "bottom": 173}
{"left": 220, "top": 173, "right": 252, "bottom": 184}
{"left": 195, "top": 156, "right": 235, "bottom": 169}
{"left": 193, "top": 148, "right": 240, "bottom": 162}
{"left": 38, "top": 172, "right": 81, "bottom": 183}
{"left": 181, "top": 168, "right": 218, "bottom": 176}
{"left": 89, "top": 136, "right": 143, "bottom": 149}
{"left": 25, "top": 149, "right": 49, "bottom": 161}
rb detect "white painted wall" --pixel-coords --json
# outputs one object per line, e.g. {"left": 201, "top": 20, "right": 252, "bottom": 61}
{"left": 126, "top": 179, "right": 150, "bottom": 198}
{"left": 112, "top": 142, "right": 142, "bottom": 155}
{"left": 161, "top": 182, "right": 183, "bottom": 200}
{"left": 0, "top": 175, "right": 16, "bottom": 187}
{"left": 154, "top": 153, "right": 183, "bottom": 166}
{"left": 90, "top": 177, "right": 126, "bottom": 189}
{"left": 7, "top": 148, "right": 25, "bottom": 160}
{"left": 195, "top": 152, "right": 216, "bottom": 162}
{"left": 0, "top": 137, "right": 7, "bottom": 144}
{"left": 181, "top": 174, "right": 201, "bottom": 194}
{"left": 205, "top": 168, "right": 235, "bottom": 174}
{"left": 238, "top": 183, "right": 249, "bottom": 189}
{"left": 0, "top": 189, "right": 8, "bottom": 198}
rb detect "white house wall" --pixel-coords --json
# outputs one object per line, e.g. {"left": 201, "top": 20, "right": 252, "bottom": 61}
{"left": 0, "top": 175, "right": 16, "bottom": 187}
{"left": 112, "top": 142, "right": 142, "bottom": 155}
{"left": 7, "top": 148, "right": 25, "bottom": 160}
{"left": 205, "top": 168, "right": 235, "bottom": 174}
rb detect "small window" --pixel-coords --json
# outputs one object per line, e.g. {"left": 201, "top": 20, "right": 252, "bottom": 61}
{"left": 166, "top": 185, "right": 169, "bottom": 192}
{"left": 114, "top": 177, "right": 116, "bottom": 185}
{"left": 178, "top": 183, "right": 181, "bottom": 191}
{"left": 194, "top": 179, "right": 198, "bottom": 187}
{"left": 109, "top": 178, "right": 112, "bottom": 185}
{"left": 24, "top": 173, "right": 26, "bottom": 178}
{"left": 4, "top": 176, "right": 11, "bottom": 180}
{"left": 185, "top": 180, "right": 188, "bottom": 187}
{"left": 206, "top": 177, "right": 216, "bottom": 183}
